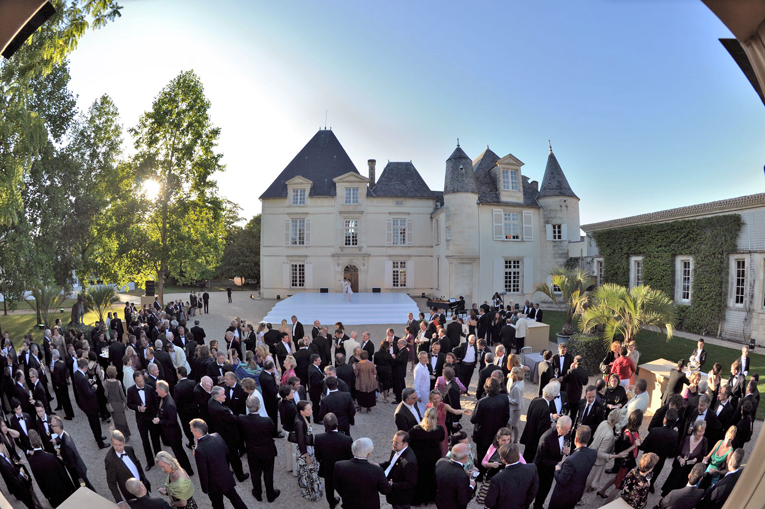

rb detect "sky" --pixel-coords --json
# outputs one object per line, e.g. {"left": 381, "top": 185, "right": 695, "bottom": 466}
{"left": 66, "top": 0, "right": 765, "bottom": 227}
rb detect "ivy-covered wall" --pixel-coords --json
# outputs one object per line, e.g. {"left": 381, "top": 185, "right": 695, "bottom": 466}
{"left": 592, "top": 215, "right": 743, "bottom": 336}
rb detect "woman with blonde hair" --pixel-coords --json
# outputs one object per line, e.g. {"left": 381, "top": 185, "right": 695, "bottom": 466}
{"left": 281, "top": 355, "right": 297, "bottom": 385}
{"left": 506, "top": 353, "right": 531, "bottom": 374}
{"left": 256, "top": 344, "right": 279, "bottom": 377}
{"left": 409, "top": 406, "right": 445, "bottom": 505}
{"left": 156, "top": 450, "right": 197, "bottom": 508}
{"left": 587, "top": 409, "right": 622, "bottom": 492}
{"left": 122, "top": 354, "right": 136, "bottom": 391}
{"left": 506, "top": 366, "right": 525, "bottom": 443}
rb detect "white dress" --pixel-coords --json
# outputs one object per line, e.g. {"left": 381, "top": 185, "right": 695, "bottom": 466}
{"left": 343, "top": 280, "right": 353, "bottom": 294}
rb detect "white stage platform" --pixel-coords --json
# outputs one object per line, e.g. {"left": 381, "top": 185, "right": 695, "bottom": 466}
{"left": 262, "top": 292, "right": 420, "bottom": 325}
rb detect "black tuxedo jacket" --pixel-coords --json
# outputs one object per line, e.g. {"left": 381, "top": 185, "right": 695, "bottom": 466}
{"left": 476, "top": 364, "right": 501, "bottom": 400}
{"left": 127, "top": 384, "right": 159, "bottom": 426}
{"left": 28, "top": 448, "right": 75, "bottom": 503}
{"left": 153, "top": 350, "right": 175, "bottom": 382}
{"left": 223, "top": 383, "right": 247, "bottom": 416}
{"left": 318, "top": 390, "right": 356, "bottom": 432}
{"left": 446, "top": 322, "right": 465, "bottom": 350}
{"left": 173, "top": 378, "right": 199, "bottom": 415}
{"left": 193, "top": 383, "right": 212, "bottom": 423}
{"left": 238, "top": 414, "right": 278, "bottom": 455}
{"left": 520, "top": 397, "right": 553, "bottom": 461}
{"left": 190, "top": 326, "right": 206, "bottom": 344}
{"left": 499, "top": 325, "right": 516, "bottom": 351}
{"left": 659, "top": 485, "right": 704, "bottom": 509}
{"left": 292, "top": 321, "right": 305, "bottom": 341}
{"left": 380, "top": 446, "right": 418, "bottom": 505}
{"left": 428, "top": 352, "right": 446, "bottom": 378}
{"left": 52, "top": 359, "right": 69, "bottom": 389}
{"left": 727, "top": 373, "right": 746, "bottom": 402}
{"left": 311, "top": 326, "right": 321, "bottom": 339}
{"left": 108, "top": 341, "right": 126, "bottom": 369}
{"left": 733, "top": 393, "right": 758, "bottom": 425}
{"left": 105, "top": 445, "right": 151, "bottom": 502}
{"left": 156, "top": 394, "right": 182, "bottom": 443}
{"left": 274, "top": 342, "right": 293, "bottom": 368}
{"left": 577, "top": 399, "right": 605, "bottom": 434}
{"left": 312, "top": 336, "right": 332, "bottom": 367}
{"left": 535, "top": 309, "right": 544, "bottom": 323}
{"left": 314, "top": 431, "right": 353, "bottom": 478}
{"left": 641, "top": 425, "right": 679, "bottom": 460}
{"left": 551, "top": 353, "right": 574, "bottom": 380}
{"left": 208, "top": 398, "right": 240, "bottom": 447}
{"left": 9, "top": 412, "right": 33, "bottom": 452}
{"left": 194, "top": 433, "right": 235, "bottom": 494}
{"left": 538, "top": 361, "right": 554, "bottom": 396}
{"left": 59, "top": 431, "right": 87, "bottom": 476}
{"left": 308, "top": 363, "right": 325, "bottom": 396}
{"left": 393, "top": 346, "right": 409, "bottom": 376}
{"left": 334, "top": 457, "right": 392, "bottom": 509}
{"left": 33, "top": 415, "right": 54, "bottom": 453}
{"left": 394, "top": 402, "right": 421, "bottom": 431}
{"left": 470, "top": 393, "right": 510, "bottom": 446}
{"left": 691, "top": 348, "right": 707, "bottom": 369}
{"left": 206, "top": 361, "right": 233, "bottom": 381}
{"left": 484, "top": 462, "right": 539, "bottom": 509}
{"left": 714, "top": 400, "right": 735, "bottom": 431}
{"left": 294, "top": 348, "right": 312, "bottom": 384}
{"left": 434, "top": 458, "right": 473, "bottom": 509}
{"left": 561, "top": 366, "right": 589, "bottom": 403}
{"left": 31, "top": 380, "right": 49, "bottom": 410}
{"left": 12, "top": 381, "right": 33, "bottom": 414}
{"left": 684, "top": 408, "right": 722, "bottom": 443}
{"left": 259, "top": 371, "right": 278, "bottom": 410}
{"left": 549, "top": 447, "right": 598, "bottom": 506}
{"left": 335, "top": 363, "right": 355, "bottom": 392}
{"left": 535, "top": 428, "right": 564, "bottom": 468}
{"left": 662, "top": 369, "right": 690, "bottom": 405}
{"left": 699, "top": 469, "right": 742, "bottom": 509}
{"left": 360, "top": 340, "right": 376, "bottom": 359}
{"left": 73, "top": 369, "right": 100, "bottom": 415}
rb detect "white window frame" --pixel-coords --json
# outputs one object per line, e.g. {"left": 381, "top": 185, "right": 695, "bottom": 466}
{"left": 504, "top": 259, "right": 522, "bottom": 294}
{"left": 392, "top": 261, "right": 406, "bottom": 288}
{"left": 344, "top": 219, "right": 358, "bottom": 247}
{"left": 290, "top": 263, "right": 305, "bottom": 288}
{"left": 292, "top": 188, "right": 305, "bottom": 206}
{"left": 510, "top": 170, "right": 519, "bottom": 191}
{"left": 675, "top": 256, "right": 693, "bottom": 304}
{"left": 446, "top": 226, "right": 451, "bottom": 241}
{"left": 503, "top": 212, "right": 521, "bottom": 241}
{"left": 552, "top": 224, "right": 562, "bottom": 241}
{"left": 290, "top": 219, "right": 306, "bottom": 246}
{"left": 629, "top": 256, "right": 643, "bottom": 288}
{"left": 434, "top": 219, "right": 440, "bottom": 246}
{"left": 501, "top": 169, "right": 510, "bottom": 191}
{"left": 392, "top": 218, "right": 408, "bottom": 246}
{"left": 734, "top": 258, "right": 746, "bottom": 307}
{"left": 344, "top": 187, "right": 359, "bottom": 204}
{"left": 595, "top": 259, "right": 603, "bottom": 286}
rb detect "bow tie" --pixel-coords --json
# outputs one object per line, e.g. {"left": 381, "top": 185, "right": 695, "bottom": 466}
{"left": 120, "top": 453, "right": 127, "bottom": 458}
{"left": 137, "top": 388, "right": 144, "bottom": 391}
{"left": 554, "top": 395, "right": 561, "bottom": 400}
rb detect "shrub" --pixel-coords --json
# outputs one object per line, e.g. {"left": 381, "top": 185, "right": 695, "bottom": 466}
{"left": 567, "top": 333, "right": 608, "bottom": 375}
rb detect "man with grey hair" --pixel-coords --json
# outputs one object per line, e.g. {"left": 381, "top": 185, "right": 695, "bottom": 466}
{"left": 620, "top": 378, "right": 649, "bottom": 429}
{"left": 105, "top": 429, "right": 151, "bottom": 507}
{"left": 334, "top": 437, "right": 391, "bottom": 509}
{"left": 435, "top": 442, "right": 476, "bottom": 509}
{"left": 521, "top": 381, "right": 560, "bottom": 463}
{"left": 208, "top": 385, "right": 248, "bottom": 482}
{"left": 534, "top": 415, "right": 572, "bottom": 509}
{"left": 125, "top": 477, "right": 172, "bottom": 509}
{"left": 237, "top": 394, "right": 280, "bottom": 502}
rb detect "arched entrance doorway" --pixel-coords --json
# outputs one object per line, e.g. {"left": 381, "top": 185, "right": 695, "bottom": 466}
{"left": 343, "top": 265, "right": 359, "bottom": 293}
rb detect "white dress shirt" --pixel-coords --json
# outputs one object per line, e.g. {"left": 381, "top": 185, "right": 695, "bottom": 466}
{"left": 463, "top": 345, "right": 476, "bottom": 364}
{"left": 384, "top": 445, "right": 408, "bottom": 477}
{"left": 119, "top": 451, "right": 141, "bottom": 480}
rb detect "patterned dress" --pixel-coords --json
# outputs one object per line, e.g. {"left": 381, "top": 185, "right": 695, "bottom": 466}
{"left": 620, "top": 468, "right": 650, "bottom": 509}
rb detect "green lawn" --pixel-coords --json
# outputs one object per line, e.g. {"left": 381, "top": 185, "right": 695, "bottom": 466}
{"left": 123, "top": 283, "right": 258, "bottom": 297}
{"left": 0, "top": 305, "right": 121, "bottom": 347}
{"left": 544, "top": 309, "right": 765, "bottom": 419}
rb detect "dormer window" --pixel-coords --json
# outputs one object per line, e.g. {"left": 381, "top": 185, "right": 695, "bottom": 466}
{"left": 292, "top": 189, "right": 305, "bottom": 206}
{"left": 502, "top": 169, "right": 519, "bottom": 191}
{"left": 345, "top": 187, "right": 359, "bottom": 204}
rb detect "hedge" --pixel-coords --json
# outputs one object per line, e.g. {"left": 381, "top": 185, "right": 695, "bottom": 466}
{"left": 592, "top": 215, "right": 742, "bottom": 336}
{"left": 567, "top": 333, "right": 609, "bottom": 376}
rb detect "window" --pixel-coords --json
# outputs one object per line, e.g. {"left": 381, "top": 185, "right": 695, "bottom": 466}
{"left": 634, "top": 259, "right": 643, "bottom": 286}
{"left": 434, "top": 219, "right": 440, "bottom": 246}
{"left": 392, "top": 219, "right": 407, "bottom": 245}
{"left": 392, "top": 261, "right": 406, "bottom": 287}
{"left": 510, "top": 171, "right": 519, "bottom": 191}
{"left": 735, "top": 259, "right": 746, "bottom": 305}
{"left": 596, "top": 260, "right": 603, "bottom": 286}
{"left": 292, "top": 189, "right": 305, "bottom": 206}
{"left": 552, "top": 284, "right": 562, "bottom": 294}
{"left": 552, "top": 224, "right": 562, "bottom": 241}
{"left": 504, "top": 260, "right": 521, "bottom": 293}
{"left": 344, "top": 187, "right": 358, "bottom": 204}
{"left": 290, "top": 263, "right": 305, "bottom": 288}
{"left": 503, "top": 212, "right": 521, "bottom": 240}
{"left": 290, "top": 219, "right": 305, "bottom": 246}
{"left": 681, "top": 260, "right": 691, "bottom": 301}
{"left": 344, "top": 219, "right": 358, "bottom": 246}
{"left": 629, "top": 256, "right": 643, "bottom": 288}
{"left": 501, "top": 169, "right": 519, "bottom": 191}
{"left": 446, "top": 226, "right": 451, "bottom": 241}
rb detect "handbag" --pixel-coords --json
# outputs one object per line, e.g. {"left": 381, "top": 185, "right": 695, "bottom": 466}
{"left": 288, "top": 431, "right": 314, "bottom": 446}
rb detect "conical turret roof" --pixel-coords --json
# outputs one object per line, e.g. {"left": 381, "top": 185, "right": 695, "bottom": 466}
{"left": 538, "top": 149, "right": 577, "bottom": 199}
{"left": 444, "top": 144, "right": 477, "bottom": 194}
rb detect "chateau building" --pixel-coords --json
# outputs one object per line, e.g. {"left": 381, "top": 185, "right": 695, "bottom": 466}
{"left": 259, "top": 129, "right": 581, "bottom": 305}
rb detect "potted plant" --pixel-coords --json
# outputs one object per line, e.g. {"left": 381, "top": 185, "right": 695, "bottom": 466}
{"left": 533, "top": 267, "right": 589, "bottom": 342}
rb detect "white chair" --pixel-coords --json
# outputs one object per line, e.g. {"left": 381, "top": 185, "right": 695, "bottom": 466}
{"left": 521, "top": 346, "right": 533, "bottom": 380}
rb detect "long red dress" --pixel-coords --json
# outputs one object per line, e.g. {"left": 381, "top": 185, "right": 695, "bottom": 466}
{"left": 426, "top": 401, "right": 448, "bottom": 456}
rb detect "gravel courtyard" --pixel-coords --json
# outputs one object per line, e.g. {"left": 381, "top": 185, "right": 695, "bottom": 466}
{"left": 5, "top": 290, "right": 759, "bottom": 509}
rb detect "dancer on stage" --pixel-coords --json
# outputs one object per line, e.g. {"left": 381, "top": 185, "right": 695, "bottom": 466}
{"left": 342, "top": 279, "right": 353, "bottom": 303}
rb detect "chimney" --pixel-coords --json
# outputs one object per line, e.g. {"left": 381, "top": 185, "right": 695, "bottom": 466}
{"left": 530, "top": 180, "right": 539, "bottom": 191}
{"left": 368, "top": 159, "right": 376, "bottom": 189}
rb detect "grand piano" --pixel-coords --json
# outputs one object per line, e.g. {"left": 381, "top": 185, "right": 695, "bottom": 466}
{"left": 426, "top": 297, "right": 466, "bottom": 317}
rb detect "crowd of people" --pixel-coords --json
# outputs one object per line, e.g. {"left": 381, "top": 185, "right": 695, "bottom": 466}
{"left": 0, "top": 296, "right": 758, "bottom": 509}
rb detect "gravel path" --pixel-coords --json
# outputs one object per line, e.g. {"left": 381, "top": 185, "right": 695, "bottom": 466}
{"left": 5, "top": 291, "right": 759, "bottom": 509}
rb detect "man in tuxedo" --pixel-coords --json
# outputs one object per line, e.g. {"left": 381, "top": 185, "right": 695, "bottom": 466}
{"left": 290, "top": 315, "right": 304, "bottom": 341}
{"left": 392, "top": 338, "right": 409, "bottom": 403}
{"left": 50, "top": 415, "right": 96, "bottom": 491}
{"left": 259, "top": 361, "right": 280, "bottom": 431}
{"left": 173, "top": 326, "right": 190, "bottom": 350}
{"left": 659, "top": 462, "right": 706, "bottom": 509}
{"left": 208, "top": 386, "right": 249, "bottom": 482}
{"left": 222, "top": 372, "right": 247, "bottom": 416}
{"left": 380, "top": 430, "right": 418, "bottom": 509}
{"left": 190, "top": 320, "right": 206, "bottom": 345}
{"left": 446, "top": 318, "right": 465, "bottom": 353}
{"left": 476, "top": 353, "right": 501, "bottom": 400}
{"left": 641, "top": 408, "right": 679, "bottom": 492}
{"left": 190, "top": 419, "right": 248, "bottom": 509}
{"left": 9, "top": 398, "right": 34, "bottom": 454}
{"left": 293, "top": 339, "right": 312, "bottom": 386}
{"left": 274, "top": 332, "right": 293, "bottom": 369}
{"left": 145, "top": 348, "right": 164, "bottom": 382}
{"left": 27, "top": 430, "right": 76, "bottom": 507}
{"left": 108, "top": 337, "right": 127, "bottom": 382}
{"left": 684, "top": 394, "right": 722, "bottom": 444}
{"left": 319, "top": 376, "right": 356, "bottom": 436}
{"left": 575, "top": 385, "right": 604, "bottom": 442}
{"left": 547, "top": 425, "right": 597, "bottom": 509}
{"left": 311, "top": 320, "right": 322, "bottom": 339}
{"left": 315, "top": 413, "right": 354, "bottom": 509}
{"left": 32, "top": 401, "right": 55, "bottom": 453}
{"left": 127, "top": 372, "right": 162, "bottom": 469}
{"left": 406, "top": 313, "right": 419, "bottom": 335}
{"left": 533, "top": 303, "right": 544, "bottom": 323}
{"left": 308, "top": 354, "right": 325, "bottom": 411}
{"left": 105, "top": 429, "right": 152, "bottom": 507}
{"left": 477, "top": 308, "right": 491, "bottom": 341}
{"left": 521, "top": 382, "right": 558, "bottom": 463}
{"left": 662, "top": 360, "right": 690, "bottom": 406}
{"left": 537, "top": 350, "right": 554, "bottom": 397}
{"left": 73, "top": 358, "right": 107, "bottom": 448}
{"left": 334, "top": 437, "right": 392, "bottom": 509}
{"left": 435, "top": 443, "right": 475, "bottom": 509}
{"left": 312, "top": 330, "right": 332, "bottom": 369}
{"left": 28, "top": 368, "right": 52, "bottom": 416}
{"left": 498, "top": 319, "right": 516, "bottom": 353}
{"left": 206, "top": 351, "right": 232, "bottom": 383}
{"left": 727, "top": 361, "right": 746, "bottom": 408}
{"left": 429, "top": 341, "right": 446, "bottom": 390}
{"left": 51, "top": 349, "right": 74, "bottom": 420}
{"left": 237, "top": 396, "right": 280, "bottom": 502}
{"left": 560, "top": 356, "right": 588, "bottom": 426}
{"left": 193, "top": 376, "right": 213, "bottom": 428}
{"left": 153, "top": 380, "right": 194, "bottom": 474}
{"left": 395, "top": 388, "right": 423, "bottom": 431}
{"left": 453, "top": 334, "right": 478, "bottom": 394}
{"left": 650, "top": 393, "right": 685, "bottom": 431}
{"left": 173, "top": 367, "right": 198, "bottom": 448}
{"left": 551, "top": 344, "right": 573, "bottom": 390}
{"left": 0, "top": 442, "right": 35, "bottom": 509}
{"left": 689, "top": 339, "right": 707, "bottom": 370}
{"left": 360, "top": 331, "right": 376, "bottom": 358}
{"left": 153, "top": 340, "right": 177, "bottom": 390}
{"left": 733, "top": 380, "right": 759, "bottom": 425}
{"left": 494, "top": 344, "right": 509, "bottom": 380}
{"left": 484, "top": 443, "right": 539, "bottom": 509}
{"left": 471, "top": 378, "right": 510, "bottom": 473}
{"left": 533, "top": 415, "right": 571, "bottom": 509}
{"left": 124, "top": 478, "right": 172, "bottom": 509}
{"left": 698, "top": 448, "right": 744, "bottom": 509}
{"left": 714, "top": 386, "right": 736, "bottom": 432}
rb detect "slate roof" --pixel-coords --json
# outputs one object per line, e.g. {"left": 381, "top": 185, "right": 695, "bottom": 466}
{"left": 444, "top": 145, "right": 477, "bottom": 194}
{"left": 259, "top": 130, "right": 359, "bottom": 199}
{"left": 369, "top": 161, "right": 433, "bottom": 198}
{"left": 472, "top": 146, "right": 539, "bottom": 207}
{"left": 538, "top": 150, "right": 578, "bottom": 199}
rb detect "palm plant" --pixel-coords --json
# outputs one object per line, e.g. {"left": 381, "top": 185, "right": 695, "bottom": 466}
{"left": 83, "top": 285, "right": 120, "bottom": 324}
{"left": 579, "top": 283, "right": 675, "bottom": 346}
{"left": 26, "top": 284, "right": 68, "bottom": 328}
{"left": 533, "top": 267, "right": 590, "bottom": 336}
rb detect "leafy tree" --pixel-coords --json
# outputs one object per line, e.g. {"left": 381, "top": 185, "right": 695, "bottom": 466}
{"left": 26, "top": 284, "right": 68, "bottom": 328}
{"left": 217, "top": 214, "right": 261, "bottom": 283}
{"left": 533, "top": 267, "right": 590, "bottom": 336}
{"left": 123, "top": 70, "right": 226, "bottom": 301}
{"left": 579, "top": 283, "right": 676, "bottom": 346}
{"left": 83, "top": 285, "right": 119, "bottom": 324}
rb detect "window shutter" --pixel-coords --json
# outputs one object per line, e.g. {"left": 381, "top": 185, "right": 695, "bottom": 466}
{"left": 523, "top": 211, "right": 533, "bottom": 241}
{"left": 494, "top": 258, "right": 504, "bottom": 292}
{"left": 304, "top": 219, "right": 311, "bottom": 246}
{"left": 545, "top": 224, "right": 553, "bottom": 241}
{"left": 284, "top": 219, "right": 291, "bottom": 245}
{"left": 282, "top": 262, "right": 290, "bottom": 288}
{"left": 561, "top": 224, "right": 568, "bottom": 241}
{"left": 384, "top": 261, "right": 393, "bottom": 288}
{"left": 406, "top": 219, "right": 413, "bottom": 246}
{"left": 523, "top": 257, "right": 534, "bottom": 294}
{"left": 406, "top": 261, "right": 414, "bottom": 289}
{"left": 493, "top": 209, "right": 503, "bottom": 240}
{"left": 386, "top": 219, "right": 393, "bottom": 246}
{"left": 305, "top": 262, "right": 313, "bottom": 289}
